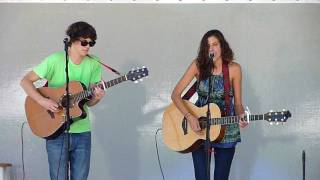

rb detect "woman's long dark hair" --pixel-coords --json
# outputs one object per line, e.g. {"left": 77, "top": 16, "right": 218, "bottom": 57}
{"left": 197, "top": 29, "right": 234, "bottom": 80}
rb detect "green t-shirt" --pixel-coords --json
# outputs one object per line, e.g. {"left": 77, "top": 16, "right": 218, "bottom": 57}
{"left": 33, "top": 51, "right": 102, "bottom": 133}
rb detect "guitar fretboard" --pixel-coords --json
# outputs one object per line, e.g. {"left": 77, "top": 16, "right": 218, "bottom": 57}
{"left": 72, "top": 75, "right": 127, "bottom": 102}
{"left": 210, "top": 114, "right": 264, "bottom": 125}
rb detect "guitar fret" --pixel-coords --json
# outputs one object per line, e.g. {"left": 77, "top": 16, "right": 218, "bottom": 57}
{"left": 211, "top": 115, "right": 244, "bottom": 125}
{"left": 71, "top": 74, "right": 130, "bottom": 103}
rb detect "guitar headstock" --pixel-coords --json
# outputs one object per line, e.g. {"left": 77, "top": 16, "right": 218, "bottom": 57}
{"left": 126, "top": 66, "right": 149, "bottom": 83}
{"left": 264, "top": 110, "right": 292, "bottom": 125}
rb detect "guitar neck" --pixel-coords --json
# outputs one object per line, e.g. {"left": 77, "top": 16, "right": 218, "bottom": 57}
{"left": 210, "top": 114, "right": 264, "bottom": 125}
{"left": 73, "top": 75, "right": 128, "bottom": 101}
{"left": 100, "top": 75, "right": 128, "bottom": 90}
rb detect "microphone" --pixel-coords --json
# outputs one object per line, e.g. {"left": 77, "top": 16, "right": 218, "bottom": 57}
{"left": 63, "top": 37, "right": 69, "bottom": 44}
{"left": 209, "top": 52, "right": 214, "bottom": 60}
{"left": 63, "top": 37, "right": 69, "bottom": 51}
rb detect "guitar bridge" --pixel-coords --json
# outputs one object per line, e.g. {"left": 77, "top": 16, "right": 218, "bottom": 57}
{"left": 47, "top": 110, "right": 55, "bottom": 119}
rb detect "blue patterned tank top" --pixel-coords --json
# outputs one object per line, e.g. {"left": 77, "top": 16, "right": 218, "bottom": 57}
{"left": 195, "top": 74, "right": 241, "bottom": 148}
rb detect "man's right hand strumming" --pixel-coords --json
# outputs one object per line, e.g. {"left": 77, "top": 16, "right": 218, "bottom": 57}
{"left": 38, "top": 98, "right": 59, "bottom": 112}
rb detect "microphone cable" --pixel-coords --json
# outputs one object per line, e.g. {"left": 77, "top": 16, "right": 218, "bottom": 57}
{"left": 302, "top": 150, "right": 306, "bottom": 180}
{"left": 56, "top": 134, "right": 65, "bottom": 180}
{"left": 155, "top": 128, "right": 166, "bottom": 180}
{"left": 21, "top": 121, "right": 27, "bottom": 180}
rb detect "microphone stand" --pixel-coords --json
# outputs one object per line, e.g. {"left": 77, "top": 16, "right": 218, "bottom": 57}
{"left": 63, "top": 38, "right": 71, "bottom": 180}
{"left": 205, "top": 54, "right": 214, "bottom": 180}
{"left": 205, "top": 73, "right": 213, "bottom": 180}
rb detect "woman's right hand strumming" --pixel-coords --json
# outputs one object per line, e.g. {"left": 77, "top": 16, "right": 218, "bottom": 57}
{"left": 186, "top": 114, "right": 203, "bottom": 135}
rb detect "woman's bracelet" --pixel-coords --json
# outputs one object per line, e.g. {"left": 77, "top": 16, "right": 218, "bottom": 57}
{"left": 184, "top": 112, "right": 191, "bottom": 118}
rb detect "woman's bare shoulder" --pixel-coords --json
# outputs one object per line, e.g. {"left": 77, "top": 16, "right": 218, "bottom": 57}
{"left": 229, "top": 61, "right": 241, "bottom": 71}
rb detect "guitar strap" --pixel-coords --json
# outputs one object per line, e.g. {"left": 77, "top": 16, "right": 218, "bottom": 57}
{"left": 182, "top": 61, "right": 231, "bottom": 116}
{"left": 94, "top": 59, "right": 122, "bottom": 76}
{"left": 222, "top": 61, "right": 231, "bottom": 116}
{"left": 182, "top": 82, "right": 197, "bottom": 100}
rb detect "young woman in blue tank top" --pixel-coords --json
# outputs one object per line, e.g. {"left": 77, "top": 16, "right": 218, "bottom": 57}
{"left": 171, "top": 29, "right": 248, "bottom": 180}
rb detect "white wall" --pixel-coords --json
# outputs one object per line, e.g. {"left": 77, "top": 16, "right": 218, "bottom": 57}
{"left": 0, "top": 3, "right": 319, "bottom": 180}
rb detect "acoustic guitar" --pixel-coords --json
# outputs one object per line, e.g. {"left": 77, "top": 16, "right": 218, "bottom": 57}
{"left": 25, "top": 67, "right": 148, "bottom": 139}
{"left": 162, "top": 100, "right": 291, "bottom": 153}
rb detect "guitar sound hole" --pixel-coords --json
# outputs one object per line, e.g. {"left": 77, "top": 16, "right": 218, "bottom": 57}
{"left": 198, "top": 117, "right": 207, "bottom": 129}
{"left": 60, "top": 94, "right": 74, "bottom": 108}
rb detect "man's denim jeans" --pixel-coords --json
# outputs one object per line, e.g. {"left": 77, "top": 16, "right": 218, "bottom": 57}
{"left": 46, "top": 132, "right": 91, "bottom": 180}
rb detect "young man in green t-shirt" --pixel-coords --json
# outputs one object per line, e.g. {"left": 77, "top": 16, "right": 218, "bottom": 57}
{"left": 20, "top": 21, "right": 105, "bottom": 180}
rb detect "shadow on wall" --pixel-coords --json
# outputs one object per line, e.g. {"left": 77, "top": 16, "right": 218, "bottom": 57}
{"left": 231, "top": 70, "right": 297, "bottom": 180}
{"left": 231, "top": 70, "right": 261, "bottom": 180}
{"left": 93, "top": 61, "right": 148, "bottom": 180}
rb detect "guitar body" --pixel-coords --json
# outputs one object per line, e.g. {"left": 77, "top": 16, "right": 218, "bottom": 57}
{"left": 162, "top": 100, "right": 226, "bottom": 153}
{"left": 25, "top": 81, "right": 89, "bottom": 139}
{"left": 24, "top": 67, "right": 149, "bottom": 139}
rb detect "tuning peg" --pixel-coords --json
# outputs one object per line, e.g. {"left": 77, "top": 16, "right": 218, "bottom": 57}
{"left": 142, "top": 74, "right": 146, "bottom": 77}
{"left": 142, "top": 66, "right": 145, "bottom": 68}
{"left": 134, "top": 80, "right": 138, "bottom": 83}
{"left": 282, "top": 109, "right": 286, "bottom": 111}
{"left": 269, "top": 122, "right": 274, "bottom": 125}
{"left": 132, "top": 77, "right": 136, "bottom": 81}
